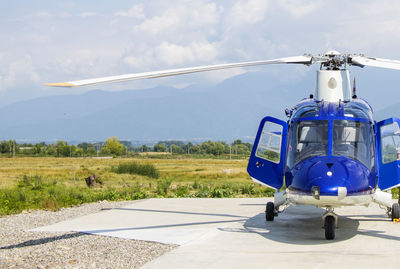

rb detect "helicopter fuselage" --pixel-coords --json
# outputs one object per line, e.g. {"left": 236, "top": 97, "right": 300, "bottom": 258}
{"left": 247, "top": 96, "right": 395, "bottom": 209}
{"left": 283, "top": 98, "right": 378, "bottom": 207}
{"left": 286, "top": 99, "right": 375, "bottom": 194}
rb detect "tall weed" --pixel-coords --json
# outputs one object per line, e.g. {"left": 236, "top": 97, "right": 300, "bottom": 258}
{"left": 111, "top": 162, "right": 159, "bottom": 178}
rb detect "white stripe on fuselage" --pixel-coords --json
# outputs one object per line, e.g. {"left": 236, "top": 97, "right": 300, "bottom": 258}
{"left": 251, "top": 178, "right": 392, "bottom": 208}
{"left": 285, "top": 189, "right": 373, "bottom": 207}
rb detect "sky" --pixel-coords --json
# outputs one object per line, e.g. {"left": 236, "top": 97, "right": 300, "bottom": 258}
{"left": 1, "top": 0, "right": 400, "bottom": 107}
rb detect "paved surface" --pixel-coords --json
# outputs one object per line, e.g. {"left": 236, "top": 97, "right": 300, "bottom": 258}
{"left": 33, "top": 198, "right": 400, "bottom": 268}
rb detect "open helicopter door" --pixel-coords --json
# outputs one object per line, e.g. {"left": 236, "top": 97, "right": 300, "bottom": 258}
{"left": 247, "top": 116, "right": 288, "bottom": 190}
{"left": 376, "top": 117, "right": 400, "bottom": 190}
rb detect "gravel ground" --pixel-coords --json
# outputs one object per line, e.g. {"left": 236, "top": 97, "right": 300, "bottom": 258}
{"left": 0, "top": 200, "right": 177, "bottom": 268}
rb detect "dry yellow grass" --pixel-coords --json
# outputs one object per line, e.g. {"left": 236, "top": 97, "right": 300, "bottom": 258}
{"left": 0, "top": 157, "right": 251, "bottom": 188}
{"left": 0, "top": 157, "right": 277, "bottom": 215}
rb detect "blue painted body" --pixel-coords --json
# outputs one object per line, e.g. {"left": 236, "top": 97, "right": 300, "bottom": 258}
{"left": 285, "top": 156, "right": 374, "bottom": 195}
{"left": 247, "top": 116, "right": 288, "bottom": 189}
{"left": 376, "top": 117, "right": 400, "bottom": 190}
{"left": 248, "top": 97, "right": 400, "bottom": 196}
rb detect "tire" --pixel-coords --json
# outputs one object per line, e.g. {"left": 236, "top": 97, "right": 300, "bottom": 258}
{"left": 324, "top": 216, "right": 335, "bottom": 240}
{"left": 392, "top": 203, "right": 400, "bottom": 221}
{"left": 265, "top": 202, "right": 275, "bottom": 221}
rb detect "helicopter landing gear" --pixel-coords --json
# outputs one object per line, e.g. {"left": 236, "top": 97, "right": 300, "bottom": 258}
{"left": 391, "top": 203, "right": 399, "bottom": 221}
{"left": 324, "top": 216, "right": 335, "bottom": 240}
{"left": 265, "top": 202, "right": 276, "bottom": 221}
{"left": 322, "top": 208, "right": 337, "bottom": 240}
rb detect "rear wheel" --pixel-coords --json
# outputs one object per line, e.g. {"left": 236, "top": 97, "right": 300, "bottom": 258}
{"left": 265, "top": 202, "right": 275, "bottom": 221}
{"left": 392, "top": 203, "right": 399, "bottom": 221}
{"left": 324, "top": 216, "right": 335, "bottom": 240}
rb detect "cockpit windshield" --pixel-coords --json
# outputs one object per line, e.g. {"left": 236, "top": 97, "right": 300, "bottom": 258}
{"left": 333, "top": 120, "right": 373, "bottom": 167}
{"left": 287, "top": 119, "right": 374, "bottom": 168}
{"left": 287, "top": 120, "right": 329, "bottom": 167}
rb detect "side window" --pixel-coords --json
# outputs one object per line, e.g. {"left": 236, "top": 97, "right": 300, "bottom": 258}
{"left": 256, "top": 121, "right": 283, "bottom": 163}
{"left": 380, "top": 122, "right": 400, "bottom": 164}
{"left": 369, "top": 126, "right": 375, "bottom": 170}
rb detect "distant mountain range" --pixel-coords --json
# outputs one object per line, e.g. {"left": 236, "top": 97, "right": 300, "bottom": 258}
{"left": 1, "top": 69, "right": 399, "bottom": 143}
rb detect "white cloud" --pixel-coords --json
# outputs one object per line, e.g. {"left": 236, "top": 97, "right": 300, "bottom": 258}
{"left": 3, "top": 0, "right": 400, "bottom": 100}
{"left": 133, "top": 11, "right": 179, "bottom": 35}
{"left": 154, "top": 41, "right": 218, "bottom": 66}
{"left": 277, "top": 0, "right": 322, "bottom": 16}
{"left": 35, "top": 12, "right": 51, "bottom": 17}
{"left": 122, "top": 52, "right": 157, "bottom": 71}
{"left": 0, "top": 56, "right": 40, "bottom": 91}
{"left": 320, "top": 2, "right": 400, "bottom": 57}
{"left": 60, "top": 12, "right": 71, "bottom": 18}
{"left": 184, "top": 2, "right": 220, "bottom": 27}
{"left": 114, "top": 4, "right": 145, "bottom": 19}
{"left": 80, "top": 12, "right": 97, "bottom": 18}
{"left": 229, "top": 0, "right": 269, "bottom": 25}
{"left": 133, "top": 2, "right": 220, "bottom": 36}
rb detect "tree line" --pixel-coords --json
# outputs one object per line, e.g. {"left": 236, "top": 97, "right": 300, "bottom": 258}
{"left": 0, "top": 137, "right": 253, "bottom": 157}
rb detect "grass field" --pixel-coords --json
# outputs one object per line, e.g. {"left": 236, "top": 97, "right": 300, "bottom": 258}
{"left": 0, "top": 157, "right": 274, "bottom": 215}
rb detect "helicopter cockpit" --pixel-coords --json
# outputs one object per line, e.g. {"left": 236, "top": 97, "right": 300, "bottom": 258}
{"left": 247, "top": 99, "right": 379, "bottom": 191}
{"left": 287, "top": 119, "right": 374, "bottom": 168}
{"left": 286, "top": 100, "right": 375, "bottom": 170}
{"left": 332, "top": 120, "right": 374, "bottom": 168}
{"left": 288, "top": 120, "right": 328, "bottom": 166}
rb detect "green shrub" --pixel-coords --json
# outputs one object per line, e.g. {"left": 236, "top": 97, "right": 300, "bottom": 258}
{"left": 156, "top": 178, "right": 172, "bottom": 195}
{"left": 111, "top": 162, "right": 159, "bottom": 178}
{"left": 17, "top": 175, "right": 32, "bottom": 188}
{"left": 392, "top": 188, "right": 399, "bottom": 198}
{"left": 194, "top": 189, "right": 210, "bottom": 197}
{"left": 211, "top": 187, "right": 232, "bottom": 198}
{"left": 174, "top": 185, "right": 190, "bottom": 197}
{"left": 192, "top": 180, "right": 200, "bottom": 189}
{"left": 17, "top": 175, "right": 44, "bottom": 190}
{"left": 240, "top": 183, "right": 255, "bottom": 195}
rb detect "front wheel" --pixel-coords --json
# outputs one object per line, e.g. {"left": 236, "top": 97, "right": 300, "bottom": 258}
{"left": 392, "top": 203, "right": 399, "bottom": 221}
{"left": 265, "top": 202, "right": 275, "bottom": 221}
{"left": 324, "top": 216, "right": 335, "bottom": 240}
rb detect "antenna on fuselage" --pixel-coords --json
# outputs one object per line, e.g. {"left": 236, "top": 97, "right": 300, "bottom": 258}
{"left": 352, "top": 77, "right": 357, "bottom": 99}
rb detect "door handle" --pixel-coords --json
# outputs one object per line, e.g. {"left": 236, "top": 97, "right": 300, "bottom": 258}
{"left": 256, "top": 161, "right": 264, "bottom": 168}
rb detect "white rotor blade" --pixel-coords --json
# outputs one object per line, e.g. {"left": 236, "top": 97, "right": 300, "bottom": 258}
{"left": 46, "top": 55, "right": 312, "bottom": 87}
{"left": 351, "top": 56, "right": 400, "bottom": 70}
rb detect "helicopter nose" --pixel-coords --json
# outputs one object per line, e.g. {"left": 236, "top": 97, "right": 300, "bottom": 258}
{"left": 307, "top": 160, "right": 347, "bottom": 193}
{"left": 288, "top": 156, "right": 372, "bottom": 195}
{"left": 306, "top": 158, "right": 370, "bottom": 195}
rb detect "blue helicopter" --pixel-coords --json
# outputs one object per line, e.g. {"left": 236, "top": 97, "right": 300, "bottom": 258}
{"left": 47, "top": 50, "right": 400, "bottom": 240}
{"left": 247, "top": 51, "right": 400, "bottom": 239}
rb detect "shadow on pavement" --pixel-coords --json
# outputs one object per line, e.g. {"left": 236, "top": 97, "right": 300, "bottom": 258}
{"left": 0, "top": 232, "right": 84, "bottom": 250}
{"left": 220, "top": 205, "right": 400, "bottom": 244}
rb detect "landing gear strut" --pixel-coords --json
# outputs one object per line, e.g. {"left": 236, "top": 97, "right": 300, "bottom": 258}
{"left": 322, "top": 208, "right": 337, "bottom": 240}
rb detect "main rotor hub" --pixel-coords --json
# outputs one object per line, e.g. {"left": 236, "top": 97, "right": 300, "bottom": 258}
{"left": 319, "top": 51, "right": 347, "bottom": 70}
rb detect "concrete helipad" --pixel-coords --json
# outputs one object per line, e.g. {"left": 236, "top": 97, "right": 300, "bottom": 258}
{"left": 33, "top": 198, "right": 400, "bottom": 268}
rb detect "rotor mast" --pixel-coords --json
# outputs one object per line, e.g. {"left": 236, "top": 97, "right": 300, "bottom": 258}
{"left": 314, "top": 51, "right": 351, "bottom": 102}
